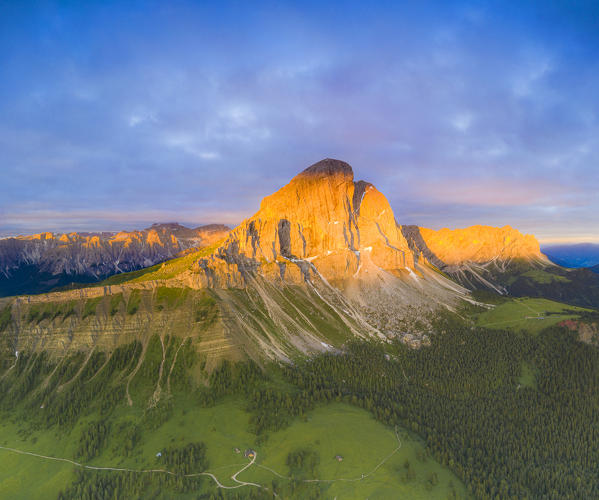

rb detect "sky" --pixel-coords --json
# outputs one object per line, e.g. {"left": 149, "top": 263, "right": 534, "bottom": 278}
{"left": 0, "top": 1, "right": 598, "bottom": 243}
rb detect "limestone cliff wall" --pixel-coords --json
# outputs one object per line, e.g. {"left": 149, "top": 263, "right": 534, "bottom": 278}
{"left": 404, "top": 224, "right": 547, "bottom": 268}
{"left": 191, "top": 159, "right": 414, "bottom": 286}
{"left": 421, "top": 225, "right": 546, "bottom": 265}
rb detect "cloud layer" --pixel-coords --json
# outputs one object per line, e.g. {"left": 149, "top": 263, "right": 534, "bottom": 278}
{"left": 1, "top": 1, "right": 598, "bottom": 242}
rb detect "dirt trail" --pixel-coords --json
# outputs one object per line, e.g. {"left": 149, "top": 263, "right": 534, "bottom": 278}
{"left": 0, "top": 426, "right": 401, "bottom": 493}
{"left": 228, "top": 452, "right": 262, "bottom": 488}
{"left": 149, "top": 335, "right": 166, "bottom": 406}
{"left": 0, "top": 356, "right": 18, "bottom": 381}
{"left": 518, "top": 299, "right": 542, "bottom": 316}
{"left": 57, "top": 347, "right": 95, "bottom": 392}
{"left": 0, "top": 445, "right": 262, "bottom": 491}
{"left": 86, "top": 351, "right": 113, "bottom": 383}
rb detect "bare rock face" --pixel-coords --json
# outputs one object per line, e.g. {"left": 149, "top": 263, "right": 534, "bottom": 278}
{"left": 191, "top": 159, "right": 414, "bottom": 286}
{"left": 402, "top": 224, "right": 550, "bottom": 293}
{"left": 0, "top": 223, "right": 230, "bottom": 296}
{"left": 182, "top": 159, "right": 472, "bottom": 345}
{"left": 417, "top": 225, "right": 546, "bottom": 266}
{"left": 559, "top": 319, "right": 599, "bottom": 345}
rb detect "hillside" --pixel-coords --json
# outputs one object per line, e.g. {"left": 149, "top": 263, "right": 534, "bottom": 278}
{"left": 0, "top": 223, "right": 230, "bottom": 297}
{"left": 2, "top": 302, "right": 599, "bottom": 499}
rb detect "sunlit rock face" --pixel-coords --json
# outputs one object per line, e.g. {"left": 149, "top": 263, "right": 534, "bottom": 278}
{"left": 401, "top": 223, "right": 550, "bottom": 294}
{"left": 412, "top": 225, "right": 546, "bottom": 267}
{"left": 193, "top": 159, "right": 415, "bottom": 286}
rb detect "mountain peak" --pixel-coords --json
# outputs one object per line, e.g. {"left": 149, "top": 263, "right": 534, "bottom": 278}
{"left": 298, "top": 158, "right": 354, "bottom": 180}
{"left": 203, "top": 158, "right": 416, "bottom": 287}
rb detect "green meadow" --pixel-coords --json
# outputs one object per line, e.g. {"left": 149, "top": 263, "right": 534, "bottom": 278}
{"left": 475, "top": 297, "right": 588, "bottom": 334}
{"left": 0, "top": 399, "right": 466, "bottom": 499}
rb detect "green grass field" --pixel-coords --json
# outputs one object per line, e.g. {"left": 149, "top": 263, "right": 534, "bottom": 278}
{"left": 518, "top": 361, "right": 537, "bottom": 388}
{"left": 99, "top": 242, "right": 223, "bottom": 287}
{"left": 0, "top": 424, "right": 75, "bottom": 499}
{"left": 0, "top": 399, "right": 466, "bottom": 499}
{"left": 475, "top": 297, "right": 588, "bottom": 334}
{"left": 248, "top": 403, "right": 465, "bottom": 499}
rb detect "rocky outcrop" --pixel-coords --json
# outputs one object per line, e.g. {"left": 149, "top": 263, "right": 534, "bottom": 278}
{"left": 402, "top": 224, "right": 551, "bottom": 293}
{"left": 190, "top": 159, "right": 415, "bottom": 287}
{"left": 417, "top": 225, "right": 546, "bottom": 266}
{"left": 0, "top": 223, "right": 230, "bottom": 296}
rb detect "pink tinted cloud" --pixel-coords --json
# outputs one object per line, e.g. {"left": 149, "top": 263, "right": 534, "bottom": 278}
{"left": 416, "top": 177, "right": 578, "bottom": 207}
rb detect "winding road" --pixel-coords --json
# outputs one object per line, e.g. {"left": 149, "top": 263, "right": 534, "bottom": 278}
{"left": 0, "top": 445, "right": 261, "bottom": 491}
{"left": 0, "top": 426, "right": 402, "bottom": 492}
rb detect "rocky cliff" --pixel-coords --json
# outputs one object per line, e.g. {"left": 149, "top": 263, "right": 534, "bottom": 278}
{"left": 174, "top": 159, "right": 472, "bottom": 339}
{"left": 418, "top": 225, "right": 545, "bottom": 265}
{"left": 190, "top": 159, "right": 416, "bottom": 287}
{"left": 402, "top": 224, "right": 551, "bottom": 293}
{"left": 0, "top": 223, "right": 230, "bottom": 297}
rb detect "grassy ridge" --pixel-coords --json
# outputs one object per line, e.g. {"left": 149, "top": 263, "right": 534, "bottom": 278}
{"left": 519, "top": 269, "right": 570, "bottom": 284}
{"left": 99, "top": 242, "right": 222, "bottom": 287}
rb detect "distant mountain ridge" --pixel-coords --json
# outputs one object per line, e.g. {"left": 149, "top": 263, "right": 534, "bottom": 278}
{"left": 543, "top": 243, "right": 599, "bottom": 269}
{"left": 417, "top": 224, "right": 545, "bottom": 266}
{"left": 0, "top": 223, "right": 230, "bottom": 296}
